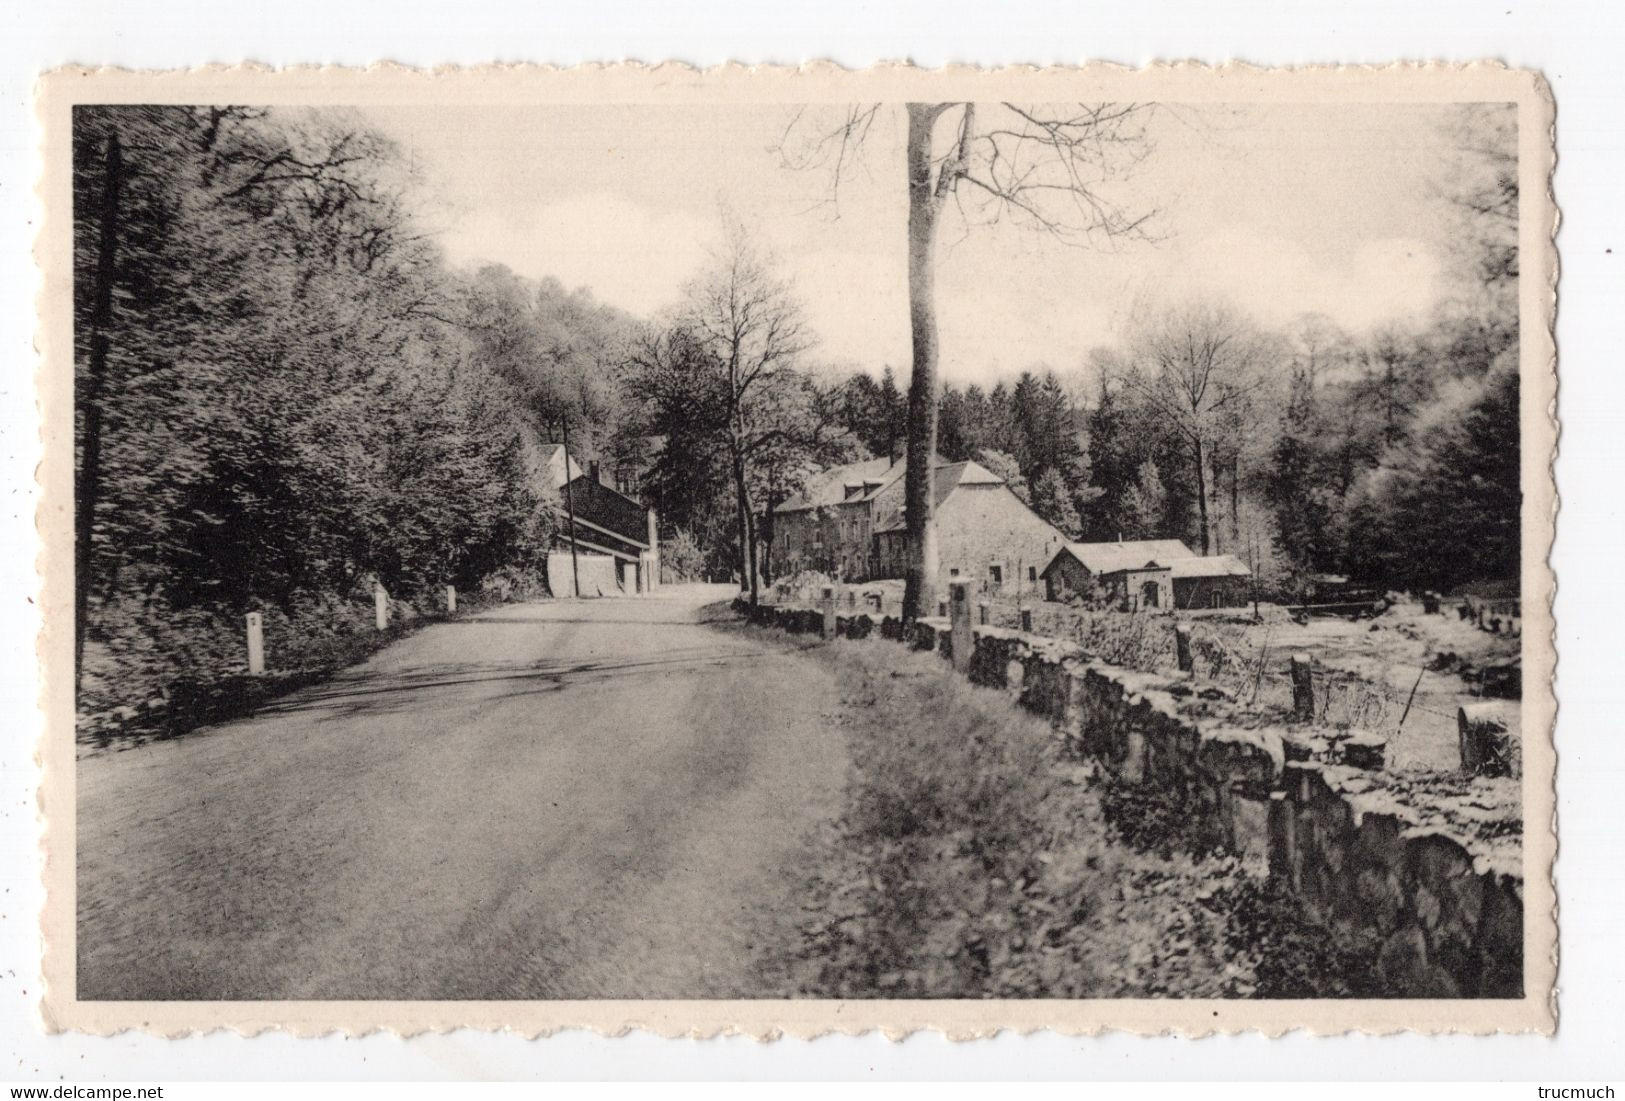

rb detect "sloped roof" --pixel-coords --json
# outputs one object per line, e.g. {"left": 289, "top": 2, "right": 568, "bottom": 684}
{"left": 775, "top": 455, "right": 900, "bottom": 513}
{"left": 1169, "top": 554, "right": 1252, "bottom": 579}
{"left": 1051, "top": 539, "right": 1195, "bottom": 576}
{"left": 1043, "top": 541, "right": 1253, "bottom": 581}
{"left": 872, "top": 460, "right": 1003, "bottom": 533}
{"left": 534, "top": 441, "right": 585, "bottom": 488}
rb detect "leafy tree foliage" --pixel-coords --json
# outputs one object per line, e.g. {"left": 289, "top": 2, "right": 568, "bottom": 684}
{"left": 74, "top": 107, "right": 579, "bottom": 712}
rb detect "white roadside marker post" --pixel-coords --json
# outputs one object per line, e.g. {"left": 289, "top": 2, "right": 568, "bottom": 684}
{"left": 446, "top": 585, "right": 457, "bottom": 614}
{"left": 375, "top": 585, "right": 389, "bottom": 631}
{"left": 245, "top": 612, "right": 265, "bottom": 676}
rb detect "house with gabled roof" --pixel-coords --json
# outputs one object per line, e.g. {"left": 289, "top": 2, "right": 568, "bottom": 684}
{"left": 526, "top": 433, "right": 659, "bottom": 598}
{"left": 772, "top": 454, "right": 1068, "bottom": 595}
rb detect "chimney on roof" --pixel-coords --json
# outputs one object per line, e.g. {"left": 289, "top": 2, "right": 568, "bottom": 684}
{"left": 589, "top": 460, "right": 601, "bottom": 485}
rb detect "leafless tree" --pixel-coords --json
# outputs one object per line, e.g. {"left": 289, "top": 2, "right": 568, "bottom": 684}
{"left": 1119, "top": 300, "right": 1273, "bottom": 555}
{"left": 678, "top": 222, "right": 814, "bottom": 605}
{"left": 780, "top": 102, "right": 1159, "bottom": 619}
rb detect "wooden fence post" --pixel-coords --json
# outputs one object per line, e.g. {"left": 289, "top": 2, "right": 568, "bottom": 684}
{"left": 245, "top": 612, "right": 265, "bottom": 676}
{"left": 1020, "top": 609, "right": 1033, "bottom": 633}
{"left": 1174, "top": 624, "right": 1193, "bottom": 674}
{"left": 446, "top": 585, "right": 457, "bottom": 614}
{"left": 375, "top": 585, "right": 389, "bottom": 631}
{"left": 1290, "top": 653, "right": 1314, "bottom": 720}
{"left": 821, "top": 585, "right": 836, "bottom": 639}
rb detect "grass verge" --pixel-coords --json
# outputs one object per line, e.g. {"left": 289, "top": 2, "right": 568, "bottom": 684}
{"left": 751, "top": 632, "right": 1382, "bottom": 998}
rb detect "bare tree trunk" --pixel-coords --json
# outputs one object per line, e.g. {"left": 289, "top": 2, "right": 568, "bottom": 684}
{"left": 730, "top": 444, "right": 759, "bottom": 605}
{"left": 902, "top": 103, "right": 943, "bottom": 621}
{"left": 561, "top": 416, "right": 581, "bottom": 598}
{"left": 1193, "top": 435, "right": 1211, "bottom": 555}
{"left": 76, "top": 132, "right": 122, "bottom": 702}
{"left": 760, "top": 492, "right": 780, "bottom": 585}
{"left": 1229, "top": 451, "right": 1241, "bottom": 550}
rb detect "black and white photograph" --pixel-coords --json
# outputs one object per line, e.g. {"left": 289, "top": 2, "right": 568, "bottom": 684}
{"left": 41, "top": 64, "right": 1555, "bottom": 1035}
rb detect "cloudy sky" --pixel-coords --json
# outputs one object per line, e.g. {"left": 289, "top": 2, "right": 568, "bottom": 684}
{"left": 365, "top": 102, "right": 1486, "bottom": 386}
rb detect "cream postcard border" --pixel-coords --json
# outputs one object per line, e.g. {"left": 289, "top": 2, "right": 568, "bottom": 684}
{"left": 33, "top": 62, "right": 1558, "bottom": 1038}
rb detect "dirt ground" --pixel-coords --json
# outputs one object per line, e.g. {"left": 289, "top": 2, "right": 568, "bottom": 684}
{"left": 1238, "top": 602, "right": 1522, "bottom": 771}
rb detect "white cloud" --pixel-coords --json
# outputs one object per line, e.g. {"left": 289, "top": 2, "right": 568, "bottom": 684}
{"left": 441, "top": 192, "right": 714, "bottom": 316}
{"left": 1131, "top": 230, "right": 1444, "bottom": 336}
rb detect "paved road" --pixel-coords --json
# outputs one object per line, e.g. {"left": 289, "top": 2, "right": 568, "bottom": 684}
{"left": 76, "top": 586, "right": 848, "bottom": 1000}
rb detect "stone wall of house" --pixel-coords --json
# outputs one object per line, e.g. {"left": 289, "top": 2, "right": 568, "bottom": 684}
{"left": 739, "top": 597, "right": 1525, "bottom": 998}
{"left": 934, "top": 484, "right": 1067, "bottom": 596}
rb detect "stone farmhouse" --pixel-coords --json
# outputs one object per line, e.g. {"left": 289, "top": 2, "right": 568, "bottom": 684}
{"left": 1041, "top": 539, "right": 1252, "bottom": 610}
{"left": 773, "top": 455, "right": 1069, "bottom": 595}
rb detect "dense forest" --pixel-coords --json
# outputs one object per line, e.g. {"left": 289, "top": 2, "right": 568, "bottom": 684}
{"left": 72, "top": 106, "right": 639, "bottom": 714}
{"left": 827, "top": 104, "right": 1520, "bottom": 597}
{"left": 73, "top": 103, "right": 1519, "bottom": 716}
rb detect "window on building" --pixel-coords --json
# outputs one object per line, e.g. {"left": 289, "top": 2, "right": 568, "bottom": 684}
{"left": 989, "top": 564, "right": 1003, "bottom": 587}
{"left": 1028, "top": 566, "right": 1038, "bottom": 582}
{"left": 949, "top": 568, "right": 960, "bottom": 577}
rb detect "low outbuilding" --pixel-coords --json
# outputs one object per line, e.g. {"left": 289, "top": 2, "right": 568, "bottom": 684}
{"left": 1040, "top": 540, "right": 1252, "bottom": 611}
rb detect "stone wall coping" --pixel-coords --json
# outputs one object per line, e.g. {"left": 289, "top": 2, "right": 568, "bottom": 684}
{"left": 1400, "top": 824, "right": 1524, "bottom": 882}
{"left": 747, "top": 597, "right": 1526, "bottom": 903}
{"left": 1198, "top": 723, "right": 1287, "bottom": 773}
{"left": 1288, "top": 759, "right": 1521, "bottom": 876}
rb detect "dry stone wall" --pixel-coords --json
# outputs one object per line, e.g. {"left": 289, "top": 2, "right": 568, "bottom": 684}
{"left": 739, "top": 597, "right": 1524, "bottom": 998}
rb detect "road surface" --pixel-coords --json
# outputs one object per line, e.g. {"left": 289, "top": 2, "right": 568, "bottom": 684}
{"left": 76, "top": 585, "right": 848, "bottom": 1000}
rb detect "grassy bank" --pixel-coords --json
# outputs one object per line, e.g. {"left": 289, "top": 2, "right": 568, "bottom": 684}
{"left": 753, "top": 635, "right": 1380, "bottom": 998}
{"left": 78, "top": 582, "right": 537, "bottom": 750}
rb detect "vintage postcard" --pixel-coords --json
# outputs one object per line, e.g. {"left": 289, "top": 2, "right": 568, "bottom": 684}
{"left": 34, "top": 62, "right": 1556, "bottom": 1037}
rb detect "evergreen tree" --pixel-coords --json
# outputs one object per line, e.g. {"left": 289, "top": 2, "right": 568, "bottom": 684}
{"left": 1122, "top": 460, "right": 1167, "bottom": 540}
{"left": 1265, "top": 368, "right": 1339, "bottom": 573}
{"left": 936, "top": 384, "right": 969, "bottom": 461}
{"left": 977, "top": 448, "right": 1030, "bottom": 504}
{"left": 1029, "top": 467, "right": 1082, "bottom": 537}
{"left": 877, "top": 366, "right": 907, "bottom": 460}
